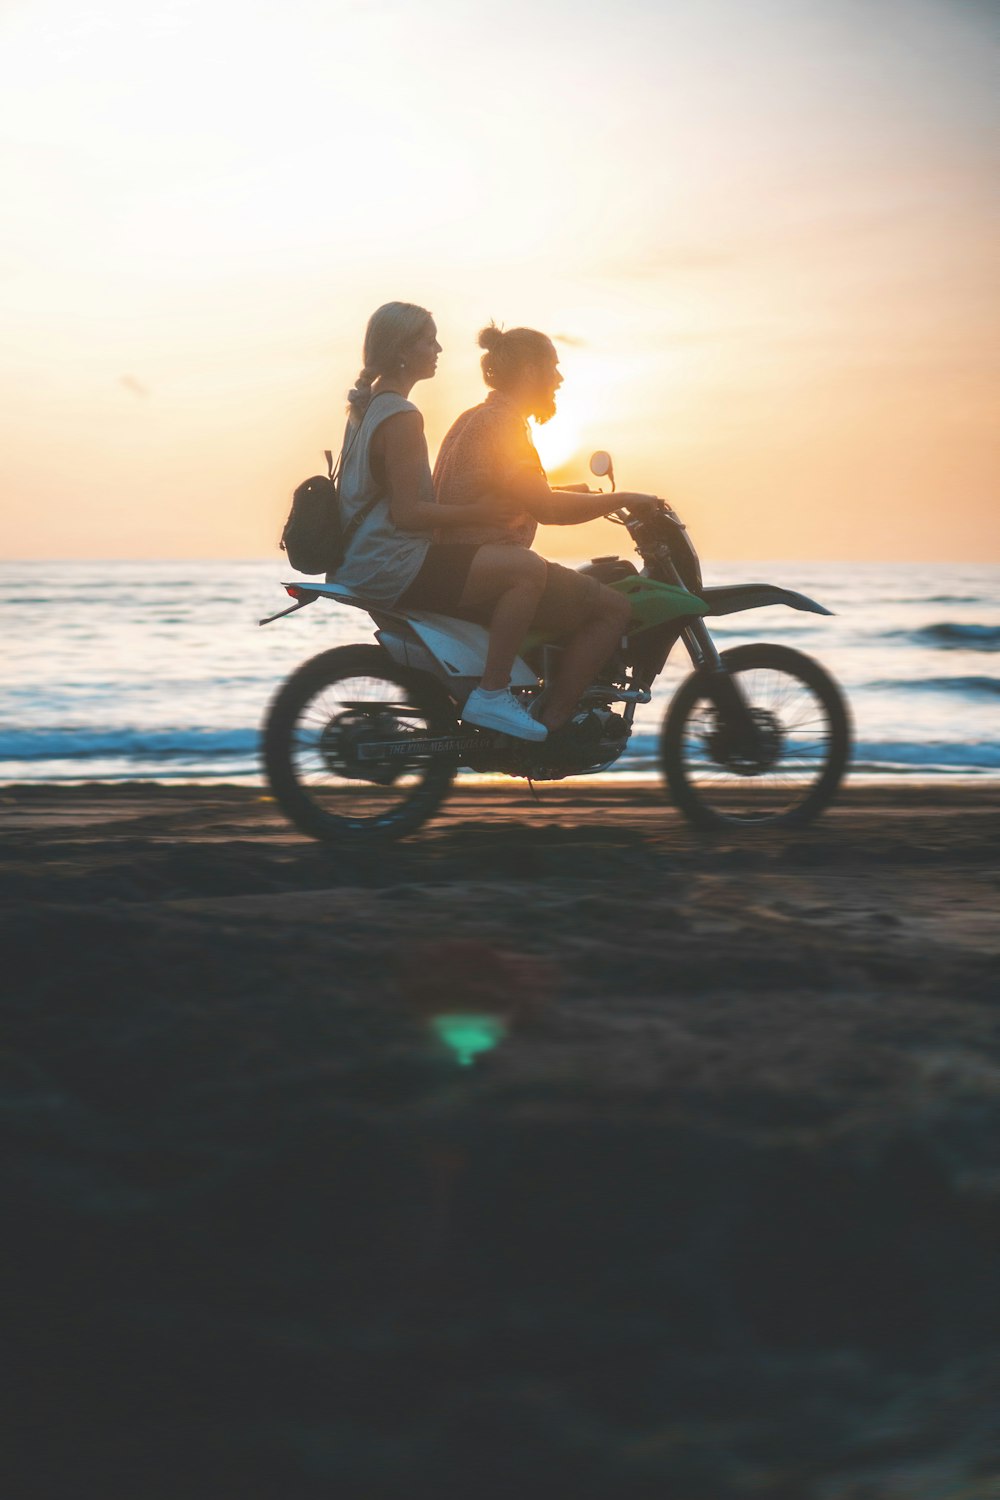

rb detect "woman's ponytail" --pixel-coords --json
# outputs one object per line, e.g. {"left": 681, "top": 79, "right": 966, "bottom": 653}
{"left": 346, "top": 366, "right": 375, "bottom": 421}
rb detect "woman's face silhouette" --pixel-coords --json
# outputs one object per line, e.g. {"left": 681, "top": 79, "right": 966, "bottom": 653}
{"left": 404, "top": 320, "right": 442, "bottom": 383}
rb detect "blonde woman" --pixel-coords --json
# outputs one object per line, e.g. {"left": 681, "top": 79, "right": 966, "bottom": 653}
{"left": 333, "top": 301, "right": 547, "bottom": 742}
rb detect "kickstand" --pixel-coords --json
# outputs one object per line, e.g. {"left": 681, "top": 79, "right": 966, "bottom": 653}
{"left": 526, "top": 776, "right": 542, "bottom": 805}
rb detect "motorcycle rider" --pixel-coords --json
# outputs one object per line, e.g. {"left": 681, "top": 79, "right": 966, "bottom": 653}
{"left": 333, "top": 302, "right": 551, "bottom": 742}
{"left": 433, "top": 323, "right": 656, "bottom": 738}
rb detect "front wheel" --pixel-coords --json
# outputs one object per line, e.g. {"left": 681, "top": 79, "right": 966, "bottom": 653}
{"left": 661, "top": 644, "right": 850, "bottom": 830}
{"left": 263, "top": 644, "right": 458, "bottom": 844}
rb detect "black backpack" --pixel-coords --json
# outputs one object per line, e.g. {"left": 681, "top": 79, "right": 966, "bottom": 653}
{"left": 280, "top": 450, "right": 382, "bottom": 576}
{"left": 280, "top": 394, "right": 395, "bottom": 575}
{"left": 279, "top": 452, "right": 344, "bottom": 575}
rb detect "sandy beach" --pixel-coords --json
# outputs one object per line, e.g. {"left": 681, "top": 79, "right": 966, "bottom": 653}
{"left": 3, "top": 780, "right": 999, "bottom": 1497}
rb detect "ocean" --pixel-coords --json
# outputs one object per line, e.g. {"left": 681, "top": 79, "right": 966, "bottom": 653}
{"left": 1, "top": 559, "right": 997, "bottom": 784}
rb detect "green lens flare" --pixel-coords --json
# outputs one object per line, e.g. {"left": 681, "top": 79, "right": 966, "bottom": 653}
{"left": 429, "top": 1014, "right": 507, "bottom": 1067}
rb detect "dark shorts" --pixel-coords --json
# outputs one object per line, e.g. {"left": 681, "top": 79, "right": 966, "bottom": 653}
{"left": 398, "top": 546, "right": 589, "bottom": 631}
{"left": 531, "top": 560, "right": 590, "bottom": 637}
{"left": 398, "top": 543, "right": 480, "bottom": 611}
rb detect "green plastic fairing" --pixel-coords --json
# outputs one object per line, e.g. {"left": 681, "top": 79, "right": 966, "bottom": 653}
{"left": 524, "top": 575, "right": 706, "bottom": 651}
{"left": 611, "top": 576, "right": 708, "bottom": 634}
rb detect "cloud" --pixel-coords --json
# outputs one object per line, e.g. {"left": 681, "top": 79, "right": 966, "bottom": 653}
{"left": 119, "top": 374, "right": 150, "bottom": 399}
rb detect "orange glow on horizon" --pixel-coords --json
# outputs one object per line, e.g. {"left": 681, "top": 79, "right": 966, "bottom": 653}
{"left": 0, "top": 0, "right": 996, "bottom": 564}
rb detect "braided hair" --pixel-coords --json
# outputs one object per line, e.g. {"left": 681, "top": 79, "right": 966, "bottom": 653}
{"left": 346, "top": 301, "right": 434, "bottom": 420}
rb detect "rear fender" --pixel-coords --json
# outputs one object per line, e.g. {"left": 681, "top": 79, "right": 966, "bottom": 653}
{"left": 279, "top": 580, "right": 538, "bottom": 688}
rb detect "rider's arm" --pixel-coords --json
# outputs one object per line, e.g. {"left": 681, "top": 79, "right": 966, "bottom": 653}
{"left": 529, "top": 489, "right": 628, "bottom": 525}
{"left": 380, "top": 412, "right": 516, "bottom": 531}
{"left": 502, "top": 462, "right": 655, "bottom": 524}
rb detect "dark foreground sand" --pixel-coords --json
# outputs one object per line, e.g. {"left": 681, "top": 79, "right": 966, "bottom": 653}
{"left": 3, "top": 782, "right": 999, "bottom": 1498}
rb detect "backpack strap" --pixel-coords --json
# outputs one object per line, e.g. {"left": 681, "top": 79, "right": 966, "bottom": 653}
{"left": 331, "top": 490, "right": 382, "bottom": 567}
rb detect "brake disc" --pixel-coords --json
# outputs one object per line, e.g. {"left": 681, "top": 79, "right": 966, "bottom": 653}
{"left": 706, "top": 707, "right": 783, "bottom": 775}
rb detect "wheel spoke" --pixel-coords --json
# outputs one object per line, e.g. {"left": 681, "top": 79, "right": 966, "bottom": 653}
{"left": 264, "top": 651, "right": 457, "bottom": 842}
{"left": 665, "top": 649, "right": 849, "bottom": 827}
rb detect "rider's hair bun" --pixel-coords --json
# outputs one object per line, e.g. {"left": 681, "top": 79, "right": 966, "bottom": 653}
{"left": 477, "top": 323, "right": 504, "bottom": 354}
{"left": 477, "top": 321, "right": 554, "bottom": 393}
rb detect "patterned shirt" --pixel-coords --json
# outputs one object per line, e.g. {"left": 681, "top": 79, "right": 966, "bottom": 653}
{"left": 432, "top": 390, "right": 544, "bottom": 548}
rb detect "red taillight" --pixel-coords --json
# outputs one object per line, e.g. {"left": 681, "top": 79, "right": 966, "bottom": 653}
{"left": 285, "top": 585, "right": 302, "bottom": 599}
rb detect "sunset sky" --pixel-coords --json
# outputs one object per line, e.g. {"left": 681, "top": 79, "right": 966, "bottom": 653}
{"left": 1, "top": 0, "right": 997, "bottom": 562}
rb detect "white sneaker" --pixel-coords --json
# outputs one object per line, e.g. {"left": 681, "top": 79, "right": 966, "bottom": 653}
{"left": 462, "top": 687, "right": 548, "bottom": 742}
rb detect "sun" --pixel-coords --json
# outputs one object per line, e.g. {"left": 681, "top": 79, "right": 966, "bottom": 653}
{"left": 529, "top": 396, "right": 586, "bottom": 478}
{"left": 527, "top": 353, "right": 613, "bottom": 480}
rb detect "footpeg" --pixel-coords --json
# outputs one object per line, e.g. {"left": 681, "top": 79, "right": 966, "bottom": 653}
{"left": 584, "top": 686, "right": 651, "bottom": 705}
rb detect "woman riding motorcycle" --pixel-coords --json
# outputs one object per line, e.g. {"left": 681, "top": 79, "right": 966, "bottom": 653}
{"left": 332, "top": 301, "right": 553, "bottom": 742}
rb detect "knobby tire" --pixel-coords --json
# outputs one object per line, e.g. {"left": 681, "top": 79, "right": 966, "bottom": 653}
{"left": 661, "top": 643, "right": 850, "bottom": 830}
{"left": 262, "top": 644, "right": 458, "bottom": 844}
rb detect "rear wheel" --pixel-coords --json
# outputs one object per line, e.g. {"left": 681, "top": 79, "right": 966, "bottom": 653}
{"left": 263, "top": 644, "right": 458, "bottom": 844}
{"left": 661, "top": 644, "right": 850, "bottom": 830}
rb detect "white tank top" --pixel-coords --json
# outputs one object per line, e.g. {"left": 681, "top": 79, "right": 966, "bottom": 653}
{"left": 330, "top": 392, "right": 432, "bottom": 604}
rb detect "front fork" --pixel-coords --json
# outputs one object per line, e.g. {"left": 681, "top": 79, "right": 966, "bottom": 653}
{"left": 680, "top": 618, "right": 760, "bottom": 752}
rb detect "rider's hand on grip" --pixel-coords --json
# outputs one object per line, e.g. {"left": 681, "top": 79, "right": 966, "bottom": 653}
{"left": 617, "top": 493, "right": 661, "bottom": 514}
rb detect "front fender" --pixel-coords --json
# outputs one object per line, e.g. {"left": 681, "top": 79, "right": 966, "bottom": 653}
{"left": 699, "top": 585, "right": 833, "bottom": 617}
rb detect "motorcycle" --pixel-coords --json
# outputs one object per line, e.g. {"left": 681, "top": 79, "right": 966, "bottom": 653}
{"left": 260, "top": 452, "right": 850, "bottom": 843}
